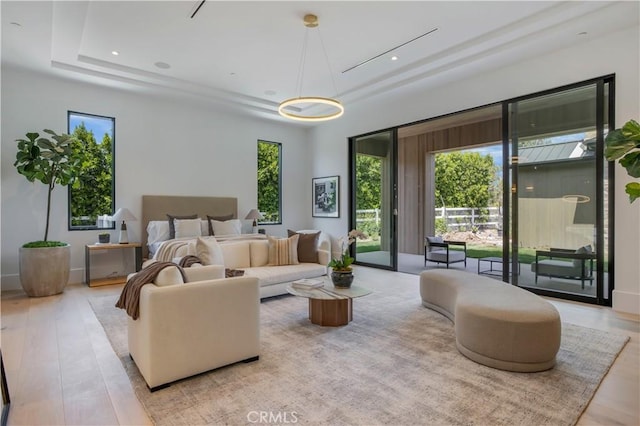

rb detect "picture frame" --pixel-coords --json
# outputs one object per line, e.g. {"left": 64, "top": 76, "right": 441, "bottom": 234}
{"left": 312, "top": 176, "right": 340, "bottom": 218}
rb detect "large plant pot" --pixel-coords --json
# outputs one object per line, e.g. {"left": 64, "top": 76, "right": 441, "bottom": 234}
{"left": 19, "top": 244, "right": 70, "bottom": 297}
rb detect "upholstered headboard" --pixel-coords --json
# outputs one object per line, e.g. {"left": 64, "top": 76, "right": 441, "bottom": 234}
{"left": 141, "top": 195, "right": 238, "bottom": 258}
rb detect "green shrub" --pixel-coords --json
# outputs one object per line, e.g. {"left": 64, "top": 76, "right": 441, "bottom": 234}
{"left": 435, "top": 218, "right": 448, "bottom": 235}
{"left": 22, "top": 241, "right": 67, "bottom": 248}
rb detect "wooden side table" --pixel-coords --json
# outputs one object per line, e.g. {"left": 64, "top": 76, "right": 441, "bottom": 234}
{"left": 85, "top": 242, "right": 142, "bottom": 287}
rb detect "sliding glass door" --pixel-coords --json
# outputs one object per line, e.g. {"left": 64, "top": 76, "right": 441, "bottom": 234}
{"left": 350, "top": 130, "right": 397, "bottom": 270}
{"left": 506, "top": 78, "right": 612, "bottom": 304}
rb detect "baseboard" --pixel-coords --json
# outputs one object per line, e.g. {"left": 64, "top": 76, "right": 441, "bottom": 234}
{"left": 612, "top": 290, "right": 640, "bottom": 315}
{"left": 1, "top": 268, "right": 85, "bottom": 292}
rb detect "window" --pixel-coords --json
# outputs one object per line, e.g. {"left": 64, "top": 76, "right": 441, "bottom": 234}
{"left": 68, "top": 111, "right": 115, "bottom": 229}
{"left": 257, "top": 140, "right": 282, "bottom": 224}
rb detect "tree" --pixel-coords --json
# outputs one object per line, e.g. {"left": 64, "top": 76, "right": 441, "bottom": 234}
{"left": 14, "top": 130, "right": 81, "bottom": 242}
{"left": 355, "top": 154, "right": 382, "bottom": 237}
{"left": 70, "top": 123, "right": 113, "bottom": 226}
{"left": 435, "top": 152, "right": 498, "bottom": 208}
{"left": 257, "top": 141, "right": 281, "bottom": 222}
{"left": 355, "top": 154, "right": 381, "bottom": 210}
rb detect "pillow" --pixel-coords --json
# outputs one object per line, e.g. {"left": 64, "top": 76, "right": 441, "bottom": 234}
{"left": 288, "top": 230, "right": 320, "bottom": 263}
{"left": 207, "top": 214, "right": 234, "bottom": 235}
{"left": 220, "top": 242, "right": 251, "bottom": 269}
{"left": 147, "top": 221, "right": 171, "bottom": 245}
{"left": 426, "top": 236, "right": 444, "bottom": 252}
{"left": 200, "top": 219, "right": 210, "bottom": 236}
{"left": 426, "top": 236, "right": 443, "bottom": 244}
{"left": 174, "top": 218, "right": 203, "bottom": 239}
{"left": 209, "top": 219, "right": 242, "bottom": 236}
{"left": 195, "top": 237, "right": 224, "bottom": 266}
{"left": 184, "top": 264, "right": 225, "bottom": 282}
{"left": 573, "top": 245, "right": 593, "bottom": 269}
{"left": 167, "top": 214, "right": 198, "bottom": 239}
{"left": 249, "top": 240, "right": 270, "bottom": 267}
{"left": 268, "top": 234, "right": 299, "bottom": 266}
{"left": 153, "top": 265, "right": 185, "bottom": 287}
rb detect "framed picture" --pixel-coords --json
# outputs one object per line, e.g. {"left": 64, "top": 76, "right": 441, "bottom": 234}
{"left": 312, "top": 176, "right": 340, "bottom": 218}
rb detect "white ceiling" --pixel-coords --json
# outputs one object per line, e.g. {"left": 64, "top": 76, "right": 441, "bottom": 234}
{"left": 2, "top": 1, "right": 638, "bottom": 125}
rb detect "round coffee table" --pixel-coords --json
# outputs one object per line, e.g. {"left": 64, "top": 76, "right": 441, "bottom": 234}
{"left": 286, "top": 280, "right": 371, "bottom": 326}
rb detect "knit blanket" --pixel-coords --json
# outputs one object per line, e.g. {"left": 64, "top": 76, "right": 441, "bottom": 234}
{"left": 115, "top": 262, "right": 187, "bottom": 320}
{"left": 153, "top": 234, "right": 268, "bottom": 262}
{"left": 178, "top": 255, "right": 202, "bottom": 268}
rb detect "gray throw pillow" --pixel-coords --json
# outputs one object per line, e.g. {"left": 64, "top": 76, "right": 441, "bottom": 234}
{"left": 573, "top": 245, "right": 593, "bottom": 270}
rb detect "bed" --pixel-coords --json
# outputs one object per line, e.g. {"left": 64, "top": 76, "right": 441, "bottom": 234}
{"left": 141, "top": 195, "right": 244, "bottom": 259}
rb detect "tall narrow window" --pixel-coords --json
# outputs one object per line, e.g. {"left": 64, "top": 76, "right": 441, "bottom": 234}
{"left": 68, "top": 111, "right": 115, "bottom": 229}
{"left": 257, "top": 140, "right": 282, "bottom": 224}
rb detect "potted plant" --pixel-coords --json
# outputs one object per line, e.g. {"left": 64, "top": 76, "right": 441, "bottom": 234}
{"left": 328, "top": 229, "right": 366, "bottom": 288}
{"left": 605, "top": 119, "right": 640, "bottom": 203}
{"left": 98, "top": 233, "right": 110, "bottom": 244}
{"left": 14, "top": 130, "right": 81, "bottom": 297}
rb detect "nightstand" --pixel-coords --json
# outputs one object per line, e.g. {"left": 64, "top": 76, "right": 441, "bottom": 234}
{"left": 85, "top": 242, "right": 142, "bottom": 287}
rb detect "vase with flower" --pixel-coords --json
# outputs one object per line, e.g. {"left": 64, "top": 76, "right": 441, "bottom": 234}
{"left": 328, "top": 229, "right": 366, "bottom": 288}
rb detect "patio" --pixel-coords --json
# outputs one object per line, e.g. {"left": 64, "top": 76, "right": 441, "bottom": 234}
{"left": 357, "top": 250, "right": 600, "bottom": 298}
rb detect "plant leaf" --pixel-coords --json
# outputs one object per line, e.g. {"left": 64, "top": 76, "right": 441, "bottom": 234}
{"left": 619, "top": 151, "right": 640, "bottom": 178}
{"left": 626, "top": 182, "right": 640, "bottom": 203}
{"left": 621, "top": 119, "right": 640, "bottom": 141}
{"left": 604, "top": 129, "right": 636, "bottom": 160}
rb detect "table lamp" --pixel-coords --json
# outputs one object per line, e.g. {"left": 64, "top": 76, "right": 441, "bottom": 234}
{"left": 244, "top": 209, "right": 264, "bottom": 234}
{"left": 112, "top": 207, "right": 137, "bottom": 244}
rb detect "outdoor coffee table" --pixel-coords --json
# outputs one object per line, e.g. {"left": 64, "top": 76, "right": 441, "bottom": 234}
{"left": 477, "top": 256, "right": 521, "bottom": 276}
{"left": 286, "top": 281, "right": 371, "bottom": 327}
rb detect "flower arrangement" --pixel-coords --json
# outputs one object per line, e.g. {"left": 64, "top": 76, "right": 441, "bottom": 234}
{"left": 328, "top": 229, "right": 366, "bottom": 271}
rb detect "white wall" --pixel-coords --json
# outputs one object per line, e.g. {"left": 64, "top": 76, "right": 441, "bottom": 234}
{"left": 1, "top": 68, "right": 311, "bottom": 289}
{"left": 309, "top": 26, "right": 640, "bottom": 314}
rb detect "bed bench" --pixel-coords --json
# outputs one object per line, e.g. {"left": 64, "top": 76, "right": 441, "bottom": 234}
{"left": 420, "top": 269, "right": 561, "bottom": 372}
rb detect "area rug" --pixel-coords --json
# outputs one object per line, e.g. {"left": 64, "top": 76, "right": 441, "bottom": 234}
{"left": 90, "top": 286, "right": 629, "bottom": 426}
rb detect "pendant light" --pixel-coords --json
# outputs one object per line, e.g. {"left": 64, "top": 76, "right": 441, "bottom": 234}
{"left": 278, "top": 14, "right": 344, "bottom": 122}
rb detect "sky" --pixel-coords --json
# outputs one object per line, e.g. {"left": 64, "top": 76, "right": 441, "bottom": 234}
{"left": 465, "top": 144, "right": 503, "bottom": 171}
{"left": 69, "top": 113, "right": 113, "bottom": 139}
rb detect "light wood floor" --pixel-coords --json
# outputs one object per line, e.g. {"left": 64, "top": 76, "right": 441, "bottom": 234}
{"left": 1, "top": 267, "right": 638, "bottom": 425}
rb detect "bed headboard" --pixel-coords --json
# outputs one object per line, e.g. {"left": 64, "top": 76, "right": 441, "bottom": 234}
{"left": 141, "top": 195, "right": 238, "bottom": 258}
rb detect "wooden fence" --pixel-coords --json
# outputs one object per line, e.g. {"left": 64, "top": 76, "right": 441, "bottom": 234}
{"left": 356, "top": 206, "right": 501, "bottom": 231}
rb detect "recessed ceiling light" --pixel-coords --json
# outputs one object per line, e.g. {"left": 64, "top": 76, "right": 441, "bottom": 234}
{"left": 154, "top": 62, "right": 171, "bottom": 69}
{"left": 111, "top": 51, "right": 119, "bottom": 56}
{"left": 391, "top": 56, "right": 398, "bottom": 61}
{"left": 578, "top": 31, "right": 588, "bottom": 36}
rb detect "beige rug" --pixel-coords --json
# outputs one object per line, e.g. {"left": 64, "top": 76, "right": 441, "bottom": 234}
{"left": 90, "top": 285, "right": 628, "bottom": 426}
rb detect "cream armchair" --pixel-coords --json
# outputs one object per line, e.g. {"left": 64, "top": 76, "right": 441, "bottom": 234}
{"left": 127, "top": 268, "right": 260, "bottom": 391}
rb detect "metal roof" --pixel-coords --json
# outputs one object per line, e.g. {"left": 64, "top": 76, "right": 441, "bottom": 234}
{"left": 518, "top": 141, "right": 591, "bottom": 164}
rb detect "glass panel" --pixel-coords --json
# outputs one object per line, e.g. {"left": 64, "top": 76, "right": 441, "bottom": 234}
{"left": 257, "top": 140, "right": 282, "bottom": 224}
{"left": 68, "top": 111, "right": 115, "bottom": 230}
{"left": 353, "top": 130, "right": 396, "bottom": 269}
{"left": 509, "top": 84, "right": 600, "bottom": 299}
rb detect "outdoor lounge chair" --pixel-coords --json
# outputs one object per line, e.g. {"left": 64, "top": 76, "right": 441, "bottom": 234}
{"left": 424, "top": 236, "right": 467, "bottom": 268}
{"left": 531, "top": 245, "right": 595, "bottom": 289}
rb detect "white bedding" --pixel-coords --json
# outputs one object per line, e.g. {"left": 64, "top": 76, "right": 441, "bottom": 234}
{"left": 151, "top": 234, "right": 267, "bottom": 261}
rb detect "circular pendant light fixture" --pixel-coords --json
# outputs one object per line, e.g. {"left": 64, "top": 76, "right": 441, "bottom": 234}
{"left": 278, "top": 14, "right": 343, "bottom": 122}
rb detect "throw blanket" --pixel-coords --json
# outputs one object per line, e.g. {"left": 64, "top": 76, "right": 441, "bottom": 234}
{"left": 154, "top": 238, "right": 191, "bottom": 262}
{"left": 153, "top": 234, "right": 267, "bottom": 262}
{"left": 115, "top": 262, "right": 187, "bottom": 320}
{"left": 179, "top": 255, "right": 202, "bottom": 268}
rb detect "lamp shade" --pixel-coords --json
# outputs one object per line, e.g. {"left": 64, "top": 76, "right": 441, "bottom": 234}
{"left": 112, "top": 208, "right": 137, "bottom": 223}
{"left": 244, "top": 209, "right": 264, "bottom": 221}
